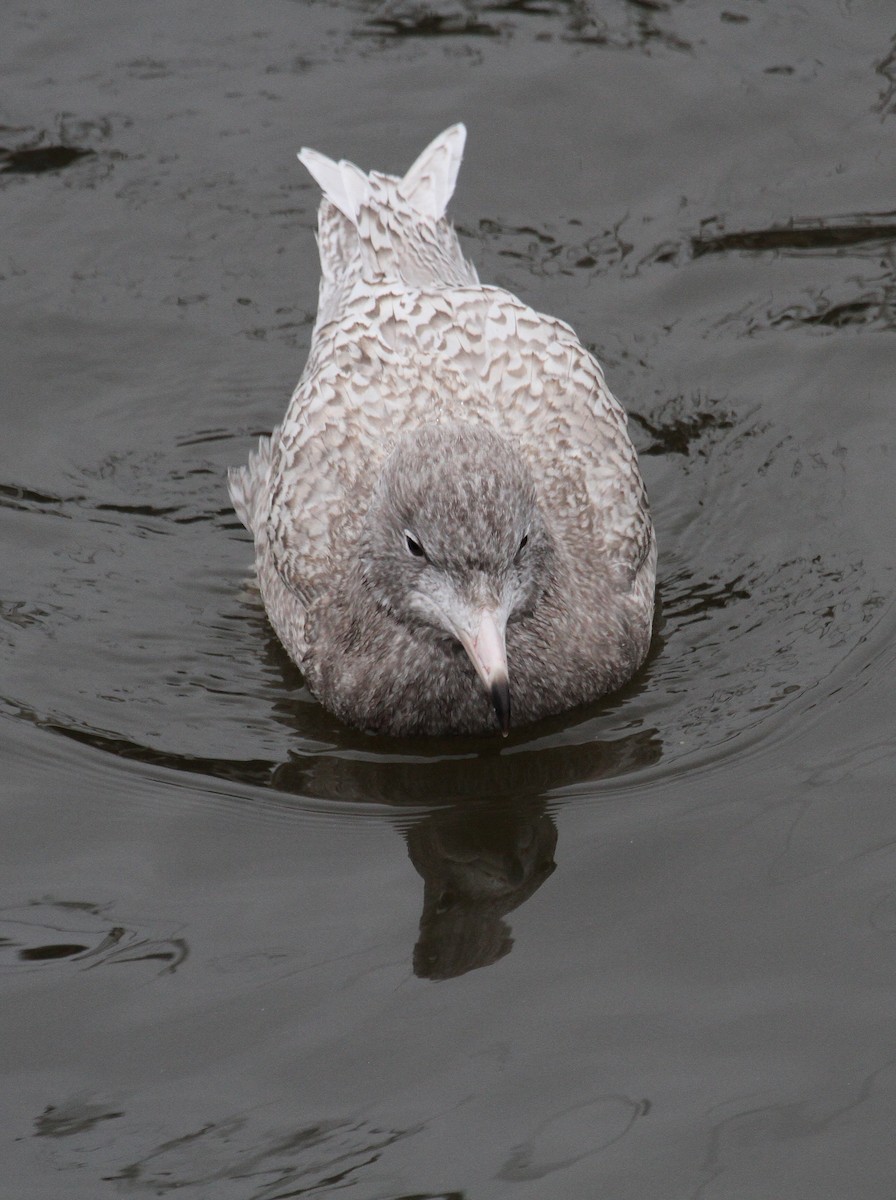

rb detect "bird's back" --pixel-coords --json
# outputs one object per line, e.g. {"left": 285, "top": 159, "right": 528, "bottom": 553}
{"left": 229, "top": 126, "right": 654, "bottom": 669}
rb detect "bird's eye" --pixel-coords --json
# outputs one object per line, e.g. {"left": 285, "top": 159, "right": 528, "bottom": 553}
{"left": 404, "top": 530, "right": 426, "bottom": 560}
{"left": 517, "top": 532, "right": 529, "bottom": 554}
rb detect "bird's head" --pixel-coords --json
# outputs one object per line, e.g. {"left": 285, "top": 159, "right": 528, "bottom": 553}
{"left": 360, "top": 421, "right": 553, "bottom": 734}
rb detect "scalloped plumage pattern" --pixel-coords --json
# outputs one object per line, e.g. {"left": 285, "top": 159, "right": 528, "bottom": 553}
{"left": 229, "top": 126, "right": 656, "bottom": 735}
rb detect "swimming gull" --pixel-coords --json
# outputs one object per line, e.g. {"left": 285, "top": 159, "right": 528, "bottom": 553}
{"left": 229, "top": 125, "right": 656, "bottom": 736}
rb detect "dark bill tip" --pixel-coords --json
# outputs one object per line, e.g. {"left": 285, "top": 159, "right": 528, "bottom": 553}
{"left": 490, "top": 676, "right": 511, "bottom": 737}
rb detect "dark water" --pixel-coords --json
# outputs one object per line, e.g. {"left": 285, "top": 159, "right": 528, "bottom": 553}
{"left": 2, "top": 2, "right": 895, "bottom": 1195}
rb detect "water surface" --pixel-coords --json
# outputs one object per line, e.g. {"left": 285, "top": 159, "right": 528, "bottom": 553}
{"left": 2, "top": 2, "right": 895, "bottom": 1196}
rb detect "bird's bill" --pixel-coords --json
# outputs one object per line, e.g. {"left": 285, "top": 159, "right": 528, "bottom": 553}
{"left": 455, "top": 608, "right": 511, "bottom": 736}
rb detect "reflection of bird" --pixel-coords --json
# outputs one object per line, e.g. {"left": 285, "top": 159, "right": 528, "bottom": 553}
{"left": 230, "top": 125, "right": 656, "bottom": 736}
{"left": 406, "top": 800, "right": 558, "bottom": 980}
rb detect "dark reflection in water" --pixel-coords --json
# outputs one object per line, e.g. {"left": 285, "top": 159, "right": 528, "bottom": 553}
{"left": 0, "top": 899, "right": 188, "bottom": 975}
{"left": 100, "top": 1112, "right": 459, "bottom": 1197}
{"left": 0, "top": 481, "right": 76, "bottom": 511}
{"left": 0, "top": 143, "right": 94, "bottom": 175}
{"left": 34, "top": 1100, "right": 124, "bottom": 1138}
{"left": 265, "top": 626, "right": 658, "bottom": 970}
{"left": 359, "top": 0, "right": 693, "bottom": 51}
{"left": 753, "top": 284, "right": 896, "bottom": 333}
{"left": 406, "top": 797, "right": 557, "bottom": 979}
{"left": 630, "top": 406, "right": 735, "bottom": 457}
{"left": 660, "top": 572, "right": 751, "bottom": 625}
{"left": 362, "top": 7, "right": 502, "bottom": 39}
{"left": 691, "top": 212, "right": 896, "bottom": 257}
{"left": 270, "top": 722, "right": 662, "bottom": 805}
{"left": 877, "top": 35, "right": 896, "bottom": 114}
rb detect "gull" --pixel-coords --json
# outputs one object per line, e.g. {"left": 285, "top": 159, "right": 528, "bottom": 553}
{"left": 229, "top": 125, "right": 656, "bottom": 736}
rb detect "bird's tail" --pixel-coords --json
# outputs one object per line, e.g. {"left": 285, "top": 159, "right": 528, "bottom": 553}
{"left": 298, "top": 124, "right": 477, "bottom": 312}
{"left": 227, "top": 433, "right": 274, "bottom": 536}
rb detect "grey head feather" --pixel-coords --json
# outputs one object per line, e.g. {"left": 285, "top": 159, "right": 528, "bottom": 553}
{"left": 361, "top": 421, "right": 548, "bottom": 624}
